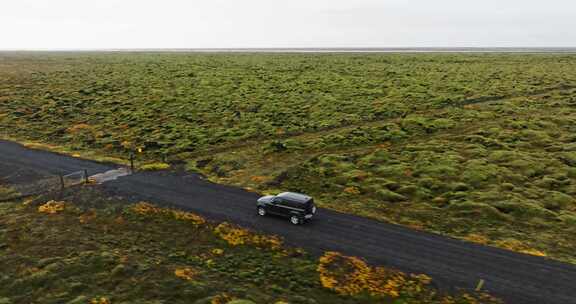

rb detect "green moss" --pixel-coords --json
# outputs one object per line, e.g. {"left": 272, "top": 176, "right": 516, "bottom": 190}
{"left": 567, "top": 168, "right": 576, "bottom": 179}
{"left": 461, "top": 160, "right": 499, "bottom": 187}
{"left": 417, "top": 178, "right": 448, "bottom": 192}
{"left": 396, "top": 184, "right": 419, "bottom": 195}
{"left": 372, "top": 164, "right": 410, "bottom": 178}
{"left": 519, "top": 129, "right": 552, "bottom": 146}
{"left": 563, "top": 143, "right": 576, "bottom": 152}
{"left": 463, "top": 135, "right": 505, "bottom": 148}
{"left": 444, "top": 191, "right": 469, "bottom": 202}
{"left": 560, "top": 152, "right": 576, "bottom": 167}
{"left": 374, "top": 189, "right": 407, "bottom": 202}
{"left": 450, "top": 183, "right": 470, "bottom": 192}
{"left": 535, "top": 176, "right": 570, "bottom": 191}
{"left": 542, "top": 191, "right": 574, "bottom": 211}
{"left": 503, "top": 158, "right": 549, "bottom": 178}
{"left": 461, "top": 144, "right": 488, "bottom": 158}
{"left": 415, "top": 163, "right": 460, "bottom": 179}
{"left": 558, "top": 213, "right": 576, "bottom": 225}
{"left": 446, "top": 201, "right": 508, "bottom": 221}
{"left": 488, "top": 150, "right": 521, "bottom": 163}
{"left": 501, "top": 183, "right": 515, "bottom": 191}
{"left": 492, "top": 200, "right": 557, "bottom": 219}
{"left": 357, "top": 150, "right": 390, "bottom": 167}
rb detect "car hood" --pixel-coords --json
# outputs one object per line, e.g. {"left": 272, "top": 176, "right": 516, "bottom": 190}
{"left": 257, "top": 195, "right": 275, "bottom": 204}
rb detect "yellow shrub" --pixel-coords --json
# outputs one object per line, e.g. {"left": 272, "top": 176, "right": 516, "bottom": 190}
{"left": 210, "top": 293, "right": 234, "bottom": 304}
{"left": 464, "top": 233, "right": 489, "bottom": 244}
{"left": 465, "top": 234, "right": 547, "bottom": 257}
{"left": 495, "top": 239, "right": 547, "bottom": 257}
{"left": 131, "top": 202, "right": 205, "bottom": 226}
{"left": 38, "top": 200, "right": 66, "bottom": 214}
{"left": 317, "top": 251, "right": 431, "bottom": 298}
{"left": 214, "top": 222, "right": 283, "bottom": 250}
{"left": 343, "top": 186, "right": 361, "bottom": 195}
{"left": 250, "top": 175, "right": 267, "bottom": 183}
{"left": 174, "top": 267, "right": 198, "bottom": 281}
{"left": 132, "top": 202, "right": 163, "bottom": 215}
{"left": 172, "top": 210, "right": 206, "bottom": 226}
{"left": 211, "top": 248, "right": 224, "bottom": 255}
{"left": 78, "top": 210, "right": 97, "bottom": 224}
{"left": 90, "top": 297, "right": 111, "bottom": 304}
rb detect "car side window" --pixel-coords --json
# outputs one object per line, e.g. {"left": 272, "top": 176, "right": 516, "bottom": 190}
{"left": 277, "top": 198, "right": 291, "bottom": 208}
{"left": 284, "top": 200, "right": 300, "bottom": 210}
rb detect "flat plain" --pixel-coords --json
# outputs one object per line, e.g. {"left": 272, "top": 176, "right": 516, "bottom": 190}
{"left": 1, "top": 52, "right": 575, "bottom": 265}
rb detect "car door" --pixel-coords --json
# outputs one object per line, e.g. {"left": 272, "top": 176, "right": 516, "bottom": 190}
{"left": 278, "top": 199, "right": 304, "bottom": 218}
{"left": 268, "top": 197, "right": 287, "bottom": 216}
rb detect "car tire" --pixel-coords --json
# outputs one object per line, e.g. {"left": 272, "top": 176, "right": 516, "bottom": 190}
{"left": 290, "top": 215, "right": 301, "bottom": 225}
{"left": 257, "top": 207, "right": 266, "bottom": 216}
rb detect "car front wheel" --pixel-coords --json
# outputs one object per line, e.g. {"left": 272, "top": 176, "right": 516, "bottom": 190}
{"left": 257, "top": 207, "right": 266, "bottom": 216}
{"left": 290, "top": 215, "right": 301, "bottom": 225}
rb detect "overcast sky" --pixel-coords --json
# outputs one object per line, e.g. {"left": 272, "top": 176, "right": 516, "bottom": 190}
{"left": 1, "top": 0, "right": 575, "bottom": 49}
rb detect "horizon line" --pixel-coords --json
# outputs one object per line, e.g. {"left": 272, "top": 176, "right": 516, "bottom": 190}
{"left": 2, "top": 47, "right": 576, "bottom": 53}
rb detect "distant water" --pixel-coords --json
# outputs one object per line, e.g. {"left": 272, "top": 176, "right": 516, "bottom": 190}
{"left": 3, "top": 47, "right": 576, "bottom": 53}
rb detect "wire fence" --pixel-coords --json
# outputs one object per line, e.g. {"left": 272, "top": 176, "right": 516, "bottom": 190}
{"left": 0, "top": 169, "right": 89, "bottom": 202}
{"left": 63, "top": 170, "right": 88, "bottom": 187}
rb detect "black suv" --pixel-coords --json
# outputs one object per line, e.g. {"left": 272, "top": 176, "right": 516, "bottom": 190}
{"left": 256, "top": 192, "right": 317, "bottom": 225}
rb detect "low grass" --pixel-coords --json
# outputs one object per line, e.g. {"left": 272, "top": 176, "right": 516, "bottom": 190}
{"left": 0, "top": 186, "right": 499, "bottom": 304}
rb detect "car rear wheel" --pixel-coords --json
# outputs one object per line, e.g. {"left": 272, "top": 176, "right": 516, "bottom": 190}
{"left": 290, "top": 216, "right": 301, "bottom": 225}
{"left": 257, "top": 207, "right": 266, "bottom": 216}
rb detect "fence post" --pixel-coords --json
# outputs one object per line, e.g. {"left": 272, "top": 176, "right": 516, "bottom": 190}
{"left": 84, "top": 169, "right": 89, "bottom": 184}
{"left": 59, "top": 174, "right": 65, "bottom": 199}
{"left": 129, "top": 152, "right": 135, "bottom": 173}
